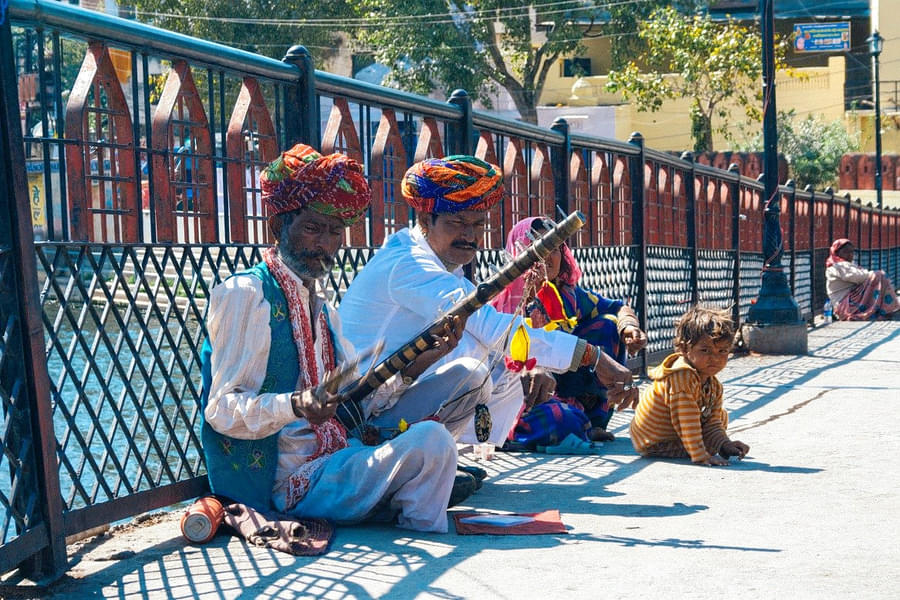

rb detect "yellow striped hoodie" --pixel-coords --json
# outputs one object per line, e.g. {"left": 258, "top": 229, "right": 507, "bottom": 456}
{"left": 630, "top": 352, "right": 730, "bottom": 463}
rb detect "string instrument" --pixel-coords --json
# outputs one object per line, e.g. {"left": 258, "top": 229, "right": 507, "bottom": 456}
{"left": 334, "top": 210, "right": 586, "bottom": 433}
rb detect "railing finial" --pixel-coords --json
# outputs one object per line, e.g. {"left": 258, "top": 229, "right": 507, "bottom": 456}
{"left": 284, "top": 45, "right": 311, "bottom": 61}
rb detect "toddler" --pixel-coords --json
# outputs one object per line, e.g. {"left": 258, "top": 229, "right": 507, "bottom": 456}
{"left": 630, "top": 306, "right": 749, "bottom": 466}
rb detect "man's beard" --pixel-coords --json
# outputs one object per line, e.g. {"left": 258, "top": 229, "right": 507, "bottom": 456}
{"left": 279, "top": 245, "right": 334, "bottom": 281}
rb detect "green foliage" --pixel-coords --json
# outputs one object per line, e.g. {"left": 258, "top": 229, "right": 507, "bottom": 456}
{"left": 602, "top": 0, "right": 704, "bottom": 70}
{"left": 126, "top": 0, "right": 347, "bottom": 64}
{"left": 738, "top": 110, "right": 859, "bottom": 190}
{"left": 355, "top": 1, "right": 596, "bottom": 123}
{"left": 606, "top": 7, "right": 788, "bottom": 152}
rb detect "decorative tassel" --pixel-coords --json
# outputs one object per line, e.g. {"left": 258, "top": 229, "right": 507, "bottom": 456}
{"left": 536, "top": 281, "right": 578, "bottom": 330}
{"left": 504, "top": 323, "right": 537, "bottom": 372}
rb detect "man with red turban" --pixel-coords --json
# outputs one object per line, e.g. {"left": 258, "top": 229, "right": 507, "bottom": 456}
{"left": 338, "top": 155, "right": 634, "bottom": 470}
{"left": 200, "top": 144, "right": 466, "bottom": 533}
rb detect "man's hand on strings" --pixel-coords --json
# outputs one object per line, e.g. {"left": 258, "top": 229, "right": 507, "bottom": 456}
{"left": 291, "top": 359, "right": 362, "bottom": 425}
{"left": 400, "top": 314, "right": 467, "bottom": 382}
{"left": 521, "top": 369, "right": 556, "bottom": 410}
{"left": 291, "top": 387, "right": 343, "bottom": 425}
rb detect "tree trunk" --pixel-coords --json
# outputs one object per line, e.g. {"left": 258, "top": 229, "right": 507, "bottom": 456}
{"left": 691, "top": 110, "right": 713, "bottom": 153}
{"left": 505, "top": 84, "right": 539, "bottom": 124}
{"left": 517, "top": 104, "right": 538, "bottom": 124}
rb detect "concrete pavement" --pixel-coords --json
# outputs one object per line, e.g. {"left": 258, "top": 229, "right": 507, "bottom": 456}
{"left": 13, "top": 321, "right": 900, "bottom": 599}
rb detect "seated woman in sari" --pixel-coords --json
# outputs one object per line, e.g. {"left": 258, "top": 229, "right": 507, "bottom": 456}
{"left": 825, "top": 238, "right": 899, "bottom": 321}
{"left": 491, "top": 217, "right": 647, "bottom": 449}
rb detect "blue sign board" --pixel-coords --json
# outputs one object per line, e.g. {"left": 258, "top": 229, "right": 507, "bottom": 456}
{"left": 793, "top": 22, "right": 851, "bottom": 53}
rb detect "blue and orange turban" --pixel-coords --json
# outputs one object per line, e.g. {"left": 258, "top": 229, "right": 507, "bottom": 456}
{"left": 261, "top": 143, "right": 371, "bottom": 225}
{"left": 401, "top": 155, "right": 504, "bottom": 214}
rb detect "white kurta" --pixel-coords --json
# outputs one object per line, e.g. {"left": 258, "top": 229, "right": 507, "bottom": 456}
{"left": 337, "top": 225, "right": 585, "bottom": 444}
{"left": 338, "top": 225, "right": 581, "bottom": 375}
{"left": 204, "top": 264, "right": 455, "bottom": 532}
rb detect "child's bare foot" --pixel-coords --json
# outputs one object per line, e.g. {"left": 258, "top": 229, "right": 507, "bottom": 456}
{"left": 588, "top": 427, "right": 615, "bottom": 442}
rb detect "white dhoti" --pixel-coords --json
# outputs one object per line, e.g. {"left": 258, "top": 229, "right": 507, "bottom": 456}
{"left": 286, "top": 421, "right": 456, "bottom": 533}
{"left": 461, "top": 362, "right": 523, "bottom": 446}
{"left": 368, "top": 356, "right": 524, "bottom": 447}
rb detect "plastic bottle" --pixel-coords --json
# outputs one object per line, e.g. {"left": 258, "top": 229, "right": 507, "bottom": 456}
{"left": 823, "top": 298, "right": 833, "bottom": 324}
{"left": 181, "top": 496, "right": 224, "bottom": 544}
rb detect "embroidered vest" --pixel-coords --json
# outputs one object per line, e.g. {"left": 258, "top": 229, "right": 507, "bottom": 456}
{"left": 200, "top": 262, "right": 300, "bottom": 511}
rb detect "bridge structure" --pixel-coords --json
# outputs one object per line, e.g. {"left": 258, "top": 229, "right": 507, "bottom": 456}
{"left": 2, "top": 0, "right": 899, "bottom": 578}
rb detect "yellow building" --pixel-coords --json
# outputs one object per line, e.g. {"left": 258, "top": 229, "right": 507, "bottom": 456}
{"left": 532, "top": 1, "right": 897, "bottom": 158}
{"left": 538, "top": 56, "right": 848, "bottom": 152}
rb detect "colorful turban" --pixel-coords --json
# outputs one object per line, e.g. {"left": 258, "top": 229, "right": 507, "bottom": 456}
{"left": 401, "top": 155, "right": 504, "bottom": 214}
{"left": 261, "top": 143, "right": 371, "bottom": 225}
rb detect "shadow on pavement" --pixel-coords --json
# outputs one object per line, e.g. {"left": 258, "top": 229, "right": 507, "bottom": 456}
{"left": 42, "top": 322, "right": 897, "bottom": 598}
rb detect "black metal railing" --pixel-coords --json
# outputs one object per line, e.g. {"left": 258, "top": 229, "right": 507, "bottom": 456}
{"left": 2, "top": 0, "right": 899, "bottom": 578}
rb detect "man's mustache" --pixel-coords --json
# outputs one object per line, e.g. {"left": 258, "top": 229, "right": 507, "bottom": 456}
{"left": 451, "top": 240, "right": 477, "bottom": 250}
{"left": 297, "top": 250, "right": 334, "bottom": 266}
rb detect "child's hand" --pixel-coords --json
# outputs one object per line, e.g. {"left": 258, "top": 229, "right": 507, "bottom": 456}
{"left": 719, "top": 440, "right": 750, "bottom": 460}
{"left": 703, "top": 455, "right": 730, "bottom": 466}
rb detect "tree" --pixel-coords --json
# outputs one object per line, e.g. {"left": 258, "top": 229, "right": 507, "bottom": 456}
{"left": 738, "top": 110, "right": 859, "bottom": 190}
{"left": 601, "top": 0, "right": 704, "bottom": 70}
{"left": 126, "top": 0, "right": 347, "bottom": 64}
{"left": 605, "top": 7, "right": 788, "bottom": 152}
{"left": 354, "top": 1, "right": 602, "bottom": 124}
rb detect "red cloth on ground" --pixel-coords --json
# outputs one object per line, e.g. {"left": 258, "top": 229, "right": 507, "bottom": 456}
{"left": 452, "top": 510, "right": 567, "bottom": 535}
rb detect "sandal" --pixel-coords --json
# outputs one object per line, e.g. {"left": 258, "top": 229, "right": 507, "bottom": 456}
{"left": 457, "top": 465, "right": 487, "bottom": 489}
{"left": 448, "top": 473, "right": 477, "bottom": 508}
{"left": 537, "top": 433, "right": 604, "bottom": 455}
{"left": 499, "top": 440, "right": 531, "bottom": 453}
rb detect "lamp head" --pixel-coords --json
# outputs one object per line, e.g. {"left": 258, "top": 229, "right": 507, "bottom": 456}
{"left": 867, "top": 30, "right": 884, "bottom": 57}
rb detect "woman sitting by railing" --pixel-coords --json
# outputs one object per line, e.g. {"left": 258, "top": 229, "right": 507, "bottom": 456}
{"left": 491, "top": 217, "right": 647, "bottom": 452}
{"left": 825, "top": 238, "right": 900, "bottom": 321}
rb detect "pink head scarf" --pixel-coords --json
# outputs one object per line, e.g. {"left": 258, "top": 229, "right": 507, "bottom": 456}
{"left": 490, "top": 216, "right": 582, "bottom": 314}
{"left": 826, "top": 238, "right": 852, "bottom": 268}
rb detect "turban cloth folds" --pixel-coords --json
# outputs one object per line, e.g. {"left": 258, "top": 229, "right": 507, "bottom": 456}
{"left": 261, "top": 143, "right": 371, "bottom": 225}
{"left": 401, "top": 155, "right": 504, "bottom": 214}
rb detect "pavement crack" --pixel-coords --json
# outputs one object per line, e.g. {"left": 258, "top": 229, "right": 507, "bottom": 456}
{"left": 729, "top": 389, "right": 830, "bottom": 433}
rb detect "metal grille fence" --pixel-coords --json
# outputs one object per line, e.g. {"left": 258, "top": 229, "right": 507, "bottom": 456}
{"left": 0, "top": 238, "right": 45, "bottom": 571}
{"left": 34, "top": 245, "right": 266, "bottom": 517}
{"left": 645, "top": 246, "right": 693, "bottom": 356}
{"left": 3, "top": 0, "right": 900, "bottom": 578}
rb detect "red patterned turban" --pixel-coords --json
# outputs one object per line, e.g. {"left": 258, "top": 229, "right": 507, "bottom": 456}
{"left": 261, "top": 143, "right": 371, "bottom": 225}
{"left": 401, "top": 155, "right": 504, "bottom": 214}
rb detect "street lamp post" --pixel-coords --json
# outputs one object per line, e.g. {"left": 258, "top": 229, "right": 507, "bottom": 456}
{"left": 743, "top": 0, "right": 806, "bottom": 355}
{"left": 868, "top": 30, "right": 884, "bottom": 211}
